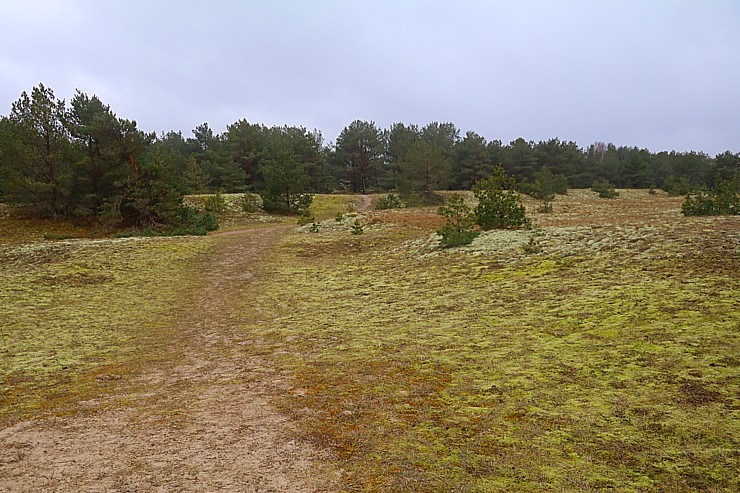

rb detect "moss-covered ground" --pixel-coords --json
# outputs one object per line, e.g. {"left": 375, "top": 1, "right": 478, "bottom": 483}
{"left": 1, "top": 192, "right": 737, "bottom": 491}
{"left": 0, "top": 194, "right": 356, "bottom": 425}
{"left": 245, "top": 191, "right": 739, "bottom": 492}
{"left": 0, "top": 228, "right": 214, "bottom": 424}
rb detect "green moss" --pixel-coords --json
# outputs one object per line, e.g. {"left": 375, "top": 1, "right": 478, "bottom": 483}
{"left": 483, "top": 258, "right": 562, "bottom": 281}
{"left": 0, "top": 236, "right": 213, "bottom": 423}
{"left": 2, "top": 197, "right": 737, "bottom": 491}
{"left": 309, "top": 194, "right": 362, "bottom": 219}
{"left": 236, "top": 218, "right": 739, "bottom": 492}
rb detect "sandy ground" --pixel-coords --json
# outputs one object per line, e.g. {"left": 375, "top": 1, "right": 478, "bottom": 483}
{"left": 355, "top": 195, "right": 373, "bottom": 212}
{"left": 0, "top": 225, "right": 337, "bottom": 492}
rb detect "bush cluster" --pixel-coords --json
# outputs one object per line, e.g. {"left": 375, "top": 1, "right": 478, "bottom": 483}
{"left": 437, "top": 194, "right": 479, "bottom": 248}
{"left": 521, "top": 166, "right": 569, "bottom": 201}
{"left": 262, "top": 192, "right": 313, "bottom": 214}
{"left": 375, "top": 193, "right": 405, "bottom": 210}
{"left": 116, "top": 206, "right": 218, "bottom": 237}
{"left": 682, "top": 178, "right": 739, "bottom": 216}
{"left": 297, "top": 210, "right": 316, "bottom": 226}
{"left": 401, "top": 191, "right": 445, "bottom": 207}
{"left": 473, "top": 167, "right": 529, "bottom": 230}
{"left": 591, "top": 179, "right": 619, "bottom": 199}
{"left": 204, "top": 192, "right": 226, "bottom": 213}
{"left": 160, "top": 208, "right": 219, "bottom": 236}
{"left": 239, "top": 192, "right": 262, "bottom": 213}
{"left": 662, "top": 176, "right": 693, "bottom": 196}
{"left": 437, "top": 167, "right": 529, "bottom": 248}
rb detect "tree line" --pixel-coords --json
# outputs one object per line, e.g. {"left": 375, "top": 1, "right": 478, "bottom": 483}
{"left": 332, "top": 121, "right": 738, "bottom": 197}
{"left": 1, "top": 84, "right": 738, "bottom": 226}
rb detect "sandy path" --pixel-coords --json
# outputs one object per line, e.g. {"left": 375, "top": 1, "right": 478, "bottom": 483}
{"left": 356, "top": 195, "right": 372, "bottom": 212}
{"left": 0, "top": 226, "right": 336, "bottom": 492}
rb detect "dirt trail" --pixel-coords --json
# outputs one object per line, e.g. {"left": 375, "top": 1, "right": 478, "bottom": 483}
{"left": 356, "top": 195, "right": 372, "bottom": 212}
{"left": 0, "top": 226, "right": 336, "bottom": 492}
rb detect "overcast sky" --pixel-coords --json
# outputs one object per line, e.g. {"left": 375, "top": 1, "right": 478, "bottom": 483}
{"left": 1, "top": 0, "right": 738, "bottom": 155}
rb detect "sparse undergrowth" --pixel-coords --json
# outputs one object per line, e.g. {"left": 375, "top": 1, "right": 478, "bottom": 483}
{"left": 375, "top": 193, "right": 405, "bottom": 210}
{"left": 241, "top": 192, "right": 739, "bottom": 492}
{"left": 1, "top": 193, "right": 738, "bottom": 492}
{"left": 681, "top": 178, "right": 739, "bottom": 216}
{"left": 309, "top": 194, "right": 363, "bottom": 220}
{"left": 592, "top": 179, "right": 620, "bottom": 199}
{"left": 0, "top": 193, "right": 358, "bottom": 425}
{"left": 0, "top": 231, "right": 213, "bottom": 424}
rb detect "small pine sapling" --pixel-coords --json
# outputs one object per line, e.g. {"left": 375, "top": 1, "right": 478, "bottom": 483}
{"left": 437, "top": 193, "right": 478, "bottom": 248}
{"left": 472, "top": 167, "right": 529, "bottom": 230}
{"left": 350, "top": 220, "right": 364, "bottom": 235}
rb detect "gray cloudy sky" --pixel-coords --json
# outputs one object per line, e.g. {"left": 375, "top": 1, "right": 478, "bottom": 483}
{"left": 1, "top": 0, "right": 738, "bottom": 155}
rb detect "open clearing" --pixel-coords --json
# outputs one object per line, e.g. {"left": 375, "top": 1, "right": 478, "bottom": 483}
{"left": 0, "top": 191, "right": 738, "bottom": 492}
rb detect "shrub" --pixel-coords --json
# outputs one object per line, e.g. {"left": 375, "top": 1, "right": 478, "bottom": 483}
{"left": 592, "top": 179, "right": 619, "bottom": 199}
{"left": 204, "top": 192, "right": 227, "bottom": 213}
{"left": 350, "top": 220, "right": 364, "bottom": 235}
{"left": 297, "top": 210, "right": 316, "bottom": 226}
{"left": 537, "top": 201, "right": 554, "bottom": 213}
{"left": 682, "top": 178, "right": 739, "bottom": 216}
{"left": 239, "top": 192, "right": 262, "bottom": 213}
{"left": 418, "top": 191, "right": 445, "bottom": 206}
{"left": 143, "top": 206, "right": 218, "bottom": 236}
{"left": 553, "top": 173, "right": 570, "bottom": 195}
{"left": 438, "top": 223, "right": 478, "bottom": 248}
{"left": 663, "top": 176, "right": 692, "bottom": 196}
{"left": 43, "top": 232, "right": 77, "bottom": 240}
{"left": 712, "top": 177, "right": 740, "bottom": 214}
{"left": 335, "top": 211, "right": 344, "bottom": 222}
{"left": 399, "top": 194, "right": 421, "bottom": 208}
{"left": 472, "top": 167, "right": 529, "bottom": 230}
{"left": 400, "top": 191, "right": 445, "bottom": 208}
{"left": 376, "top": 193, "right": 404, "bottom": 210}
{"left": 437, "top": 193, "right": 479, "bottom": 248}
{"left": 169, "top": 206, "right": 218, "bottom": 235}
{"left": 526, "top": 166, "right": 568, "bottom": 201}
{"left": 292, "top": 193, "right": 314, "bottom": 213}
{"left": 527, "top": 180, "right": 555, "bottom": 201}
{"left": 263, "top": 192, "right": 313, "bottom": 214}
{"left": 522, "top": 235, "right": 543, "bottom": 254}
